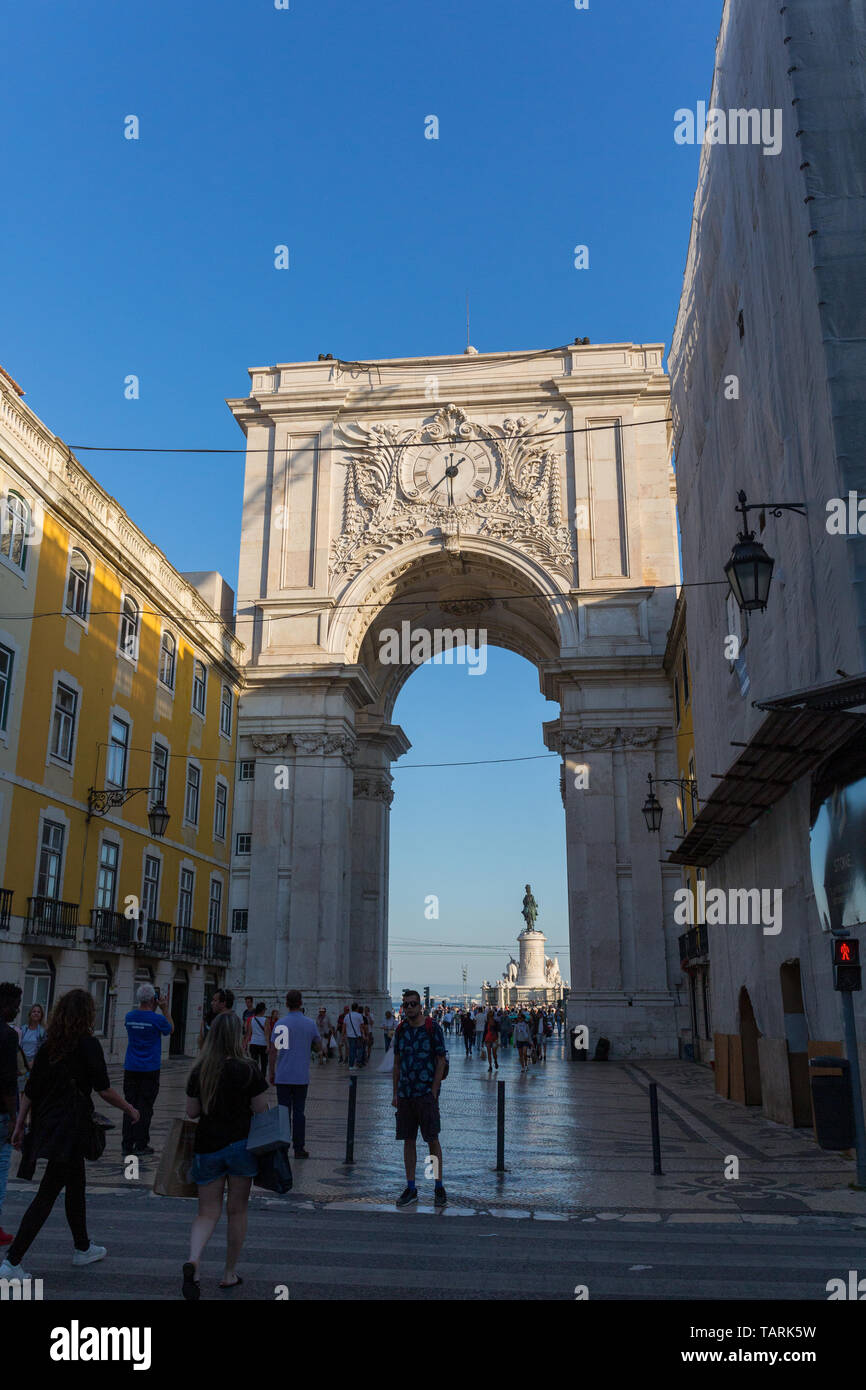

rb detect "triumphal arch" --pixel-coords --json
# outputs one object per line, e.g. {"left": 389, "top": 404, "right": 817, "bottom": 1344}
{"left": 227, "top": 343, "right": 683, "bottom": 1055}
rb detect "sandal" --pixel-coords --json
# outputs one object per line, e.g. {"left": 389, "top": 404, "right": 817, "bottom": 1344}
{"left": 219, "top": 1274, "right": 243, "bottom": 1289}
{"left": 182, "top": 1262, "right": 200, "bottom": 1301}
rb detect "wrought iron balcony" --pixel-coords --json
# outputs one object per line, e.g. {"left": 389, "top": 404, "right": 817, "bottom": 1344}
{"left": 0, "top": 888, "right": 12, "bottom": 932}
{"left": 90, "top": 909, "right": 133, "bottom": 949}
{"left": 134, "top": 918, "right": 172, "bottom": 955}
{"left": 206, "top": 933, "right": 232, "bottom": 965}
{"left": 25, "top": 897, "right": 79, "bottom": 941}
{"left": 679, "top": 925, "right": 710, "bottom": 963}
{"left": 173, "top": 926, "right": 205, "bottom": 960}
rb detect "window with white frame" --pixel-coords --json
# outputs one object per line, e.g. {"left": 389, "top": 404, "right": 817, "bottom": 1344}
{"left": 106, "top": 715, "right": 129, "bottom": 787}
{"left": 0, "top": 643, "right": 14, "bottom": 732}
{"left": 50, "top": 682, "right": 78, "bottom": 763}
{"left": 22, "top": 957, "right": 54, "bottom": 1016}
{"left": 88, "top": 963, "right": 111, "bottom": 1036}
{"left": 37, "top": 820, "right": 65, "bottom": 899}
{"left": 0, "top": 492, "right": 30, "bottom": 571}
{"left": 238, "top": 760, "right": 255, "bottom": 781}
{"left": 192, "top": 659, "right": 207, "bottom": 716}
{"left": 177, "top": 867, "right": 194, "bottom": 929}
{"left": 214, "top": 781, "right": 228, "bottom": 841}
{"left": 184, "top": 763, "right": 200, "bottom": 825}
{"left": 119, "top": 595, "right": 140, "bottom": 661}
{"left": 142, "top": 855, "right": 161, "bottom": 922}
{"left": 220, "top": 685, "right": 232, "bottom": 738}
{"left": 158, "top": 631, "right": 176, "bottom": 690}
{"left": 232, "top": 909, "right": 248, "bottom": 933}
{"left": 235, "top": 832, "right": 251, "bottom": 855}
{"left": 95, "top": 839, "right": 119, "bottom": 911}
{"left": 208, "top": 878, "right": 223, "bottom": 933}
{"left": 150, "top": 741, "right": 168, "bottom": 805}
{"left": 65, "top": 549, "right": 90, "bottom": 620}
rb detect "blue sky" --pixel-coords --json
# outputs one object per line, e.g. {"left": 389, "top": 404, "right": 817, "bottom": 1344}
{"left": 3, "top": 0, "right": 721, "bottom": 995}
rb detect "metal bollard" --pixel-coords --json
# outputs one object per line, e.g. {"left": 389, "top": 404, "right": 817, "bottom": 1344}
{"left": 495, "top": 1079, "right": 506, "bottom": 1172}
{"left": 344, "top": 1073, "right": 357, "bottom": 1164}
{"left": 649, "top": 1081, "right": 663, "bottom": 1175}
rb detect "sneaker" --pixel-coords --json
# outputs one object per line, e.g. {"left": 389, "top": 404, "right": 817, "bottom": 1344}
{"left": 396, "top": 1186, "right": 418, "bottom": 1208}
{"left": 0, "top": 1258, "right": 31, "bottom": 1279}
{"left": 0, "top": 1228, "right": 13, "bottom": 1246}
{"left": 72, "top": 1243, "right": 107, "bottom": 1266}
{"left": 434, "top": 1186, "right": 448, "bottom": 1208}
{"left": 294, "top": 1148, "right": 310, "bottom": 1159}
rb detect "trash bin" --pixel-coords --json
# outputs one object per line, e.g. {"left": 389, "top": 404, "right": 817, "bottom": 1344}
{"left": 570, "top": 1027, "right": 587, "bottom": 1061}
{"left": 809, "top": 1055, "right": 855, "bottom": 1150}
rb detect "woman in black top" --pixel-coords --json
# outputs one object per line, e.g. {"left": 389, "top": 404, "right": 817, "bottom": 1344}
{"left": 183, "top": 1010, "right": 268, "bottom": 1298}
{"left": 4, "top": 990, "right": 138, "bottom": 1277}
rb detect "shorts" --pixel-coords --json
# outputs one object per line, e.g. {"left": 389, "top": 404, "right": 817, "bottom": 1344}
{"left": 395, "top": 1094, "right": 441, "bottom": 1143}
{"left": 189, "top": 1137, "right": 259, "bottom": 1186}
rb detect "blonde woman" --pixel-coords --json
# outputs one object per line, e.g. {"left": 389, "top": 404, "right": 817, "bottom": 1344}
{"left": 182, "top": 1011, "right": 269, "bottom": 1298}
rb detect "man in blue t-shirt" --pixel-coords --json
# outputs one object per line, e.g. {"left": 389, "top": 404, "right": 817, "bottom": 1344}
{"left": 268, "top": 989, "right": 321, "bottom": 1158}
{"left": 122, "top": 983, "right": 173, "bottom": 1156}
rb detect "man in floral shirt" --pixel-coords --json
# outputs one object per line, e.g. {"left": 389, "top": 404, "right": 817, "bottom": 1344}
{"left": 392, "top": 989, "right": 447, "bottom": 1208}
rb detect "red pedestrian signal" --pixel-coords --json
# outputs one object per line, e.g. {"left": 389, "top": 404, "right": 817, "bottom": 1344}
{"left": 832, "top": 938, "right": 860, "bottom": 965}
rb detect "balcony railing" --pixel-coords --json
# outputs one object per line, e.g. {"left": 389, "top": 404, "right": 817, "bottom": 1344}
{"left": 135, "top": 918, "right": 172, "bottom": 955}
{"left": 90, "top": 909, "right": 133, "bottom": 950}
{"left": 0, "top": 888, "right": 12, "bottom": 932}
{"left": 206, "top": 933, "right": 232, "bottom": 965}
{"left": 26, "top": 897, "right": 79, "bottom": 941}
{"left": 679, "top": 925, "right": 710, "bottom": 963}
{"left": 173, "top": 926, "right": 205, "bottom": 960}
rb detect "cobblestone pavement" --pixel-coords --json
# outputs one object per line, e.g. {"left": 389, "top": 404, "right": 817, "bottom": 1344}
{"left": 8, "top": 1031, "right": 864, "bottom": 1222}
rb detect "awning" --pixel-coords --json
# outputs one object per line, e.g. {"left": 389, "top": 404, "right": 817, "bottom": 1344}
{"left": 666, "top": 705, "right": 866, "bottom": 868}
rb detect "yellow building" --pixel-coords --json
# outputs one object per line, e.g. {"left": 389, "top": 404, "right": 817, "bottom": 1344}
{"left": 0, "top": 367, "right": 243, "bottom": 1060}
{"left": 663, "top": 590, "right": 711, "bottom": 1062}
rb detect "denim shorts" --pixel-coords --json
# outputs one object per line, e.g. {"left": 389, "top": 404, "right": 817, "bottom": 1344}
{"left": 190, "top": 1138, "right": 258, "bottom": 1185}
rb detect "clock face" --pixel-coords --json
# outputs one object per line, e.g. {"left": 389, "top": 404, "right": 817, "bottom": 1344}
{"left": 403, "top": 442, "right": 495, "bottom": 505}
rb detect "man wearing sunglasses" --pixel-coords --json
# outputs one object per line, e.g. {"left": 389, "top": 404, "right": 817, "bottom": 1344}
{"left": 392, "top": 989, "right": 447, "bottom": 1208}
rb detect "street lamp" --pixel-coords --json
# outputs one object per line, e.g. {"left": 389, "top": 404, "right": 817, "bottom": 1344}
{"left": 87, "top": 786, "right": 170, "bottom": 838}
{"left": 725, "top": 490, "right": 806, "bottom": 613}
{"left": 641, "top": 773, "right": 699, "bottom": 834}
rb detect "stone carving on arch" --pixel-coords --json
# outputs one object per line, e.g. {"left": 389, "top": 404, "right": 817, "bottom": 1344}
{"left": 331, "top": 403, "right": 575, "bottom": 581}
{"left": 552, "top": 725, "right": 661, "bottom": 753}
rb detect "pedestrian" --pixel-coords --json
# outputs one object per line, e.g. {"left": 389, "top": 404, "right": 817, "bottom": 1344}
{"left": 336, "top": 1006, "right": 349, "bottom": 1064}
{"left": 0, "top": 981, "right": 23, "bottom": 1247}
{"left": 473, "top": 1006, "right": 485, "bottom": 1055}
{"left": 199, "top": 988, "right": 235, "bottom": 1048}
{"left": 182, "top": 1011, "right": 269, "bottom": 1298}
{"left": 363, "top": 1006, "right": 375, "bottom": 1060}
{"left": 268, "top": 989, "right": 321, "bottom": 1159}
{"left": 343, "top": 1002, "right": 366, "bottom": 1070}
{"left": 245, "top": 1002, "right": 270, "bottom": 1079}
{"left": 383, "top": 1010, "right": 396, "bottom": 1051}
{"left": 556, "top": 1007, "right": 564, "bottom": 1038}
{"left": 392, "top": 989, "right": 447, "bottom": 1209}
{"left": 315, "top": 1007, "right": 333, "bottom": 1064}
{"left": 460, "top": 1010, "right": 475, "bottom": 1058}
{"left": 241, "top": 996, "right": 256, "bottom": 1027}
{"left": 500, "top": 1011, "right": 513, "bottom": 1051}
{"left": 122, "top": 983, "right": 174, "bottom": 1157}
{"left": 1, "top": 989, "right": 139, "bottom": 1281}
{"left": 514, "top": 1012, "right": 531, "bottom": 1071}
{"left": 18, "top": 1004, "right": 46, "bottom": 1087}
{"left": 483, "top": 1009, "right": 500, "bottom": 1072}
{"left": 538, "top": 1012, "right": 550, "bottom": 1062}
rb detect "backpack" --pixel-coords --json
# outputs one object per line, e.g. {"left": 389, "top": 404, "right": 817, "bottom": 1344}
{"left": 395, "top": 1017, "right": 449, "bottom": 1081}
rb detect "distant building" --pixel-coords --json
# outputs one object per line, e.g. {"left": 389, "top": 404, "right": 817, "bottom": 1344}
{"left": 483, "top": 923, "right": 569, "bottom": 1008}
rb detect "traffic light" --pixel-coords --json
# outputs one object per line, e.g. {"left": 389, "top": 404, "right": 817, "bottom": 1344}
{"left": 424, "top": 985, "right": 431, "bottom": 1009}
{"left": 832, "top": 936, "right": 861, "bottom": 992}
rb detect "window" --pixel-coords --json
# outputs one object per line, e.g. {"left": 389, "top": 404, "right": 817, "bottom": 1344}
{"left": 89, "top": 963, "right": 111, "bottom": 1036}
{"left": 151, "top": 741, "right": 168, "bottom": 805}
{"left": 119, "top": 596, "right": 139, "bottom": 661}
{"left": 238, "top": 760, "right": 255, "bottom": 781}
{"left": 50, "top": 682, "right": 78, "bottom": 763}
{"left": 177, "top": 868, "right": 194, "bottom": 929}
{"left": 674, "top": 675, "right": 681, "bottom": 727}
{"left": 158, "top": 631, "right": 176, "bottom": 690}
{"left": 232, "top": 909, "right": 248, "bottom": 934}
{"left": 214, "top": 782, "right": 228, "bottom": 841}
{"left": 680, "top": 780, "right": 688, "bottom": 834}
{"left": 22, "top": 957, "right": 54, "bottom": 1016}
{"left": 65, "top": 549, "right": 90, "bottom": 619}
{"left": 681, "top": 649, "right": 690, "bottom": 707}
{"left": 208, "top": 878, "right": 223, "bottom": 933}
{"left": 688, "top": 754, "right": 698, "bottom": 822}
{"left": 1, "top": 492, "right": 30, "bottom": 571}
{"left": 0, "top": 643, "right": 13, "bottom": 732}
{"left": 192, "top": 660, "right": 207, "bottom": 716}
{"left": 37, "top": 820, "right": 65, "bottom": 899}
{"left": 107, "top": 716, "right": 129, "bottom": 787}
{"left": 235, "top": 833, "right": 251, "bottom": 855}
{"left": 142, "top": 855, "right": 161, "bottom": 922}
{"left": 220, "top": 686, "right": 232, "bottom": 738}
{"left": 96, "top": 840, "right": 119, "bottom": 911}
{"left": 185, "top": 763, "right": 201, "bottom": 825}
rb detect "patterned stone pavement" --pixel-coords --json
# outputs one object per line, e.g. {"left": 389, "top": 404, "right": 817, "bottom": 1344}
{"left": 8, "top": 1031, "right": 866, "bottom": 1221}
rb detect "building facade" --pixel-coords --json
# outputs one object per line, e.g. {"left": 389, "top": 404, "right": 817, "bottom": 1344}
{"left": 668, "top": 0, "right": 866, "bottom": 1120}
{"left": 227, "top": 342, "right": 688, "bottom": 1055}
{"left": 0, "top": 369, "right": 243, "bottom": 1061}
